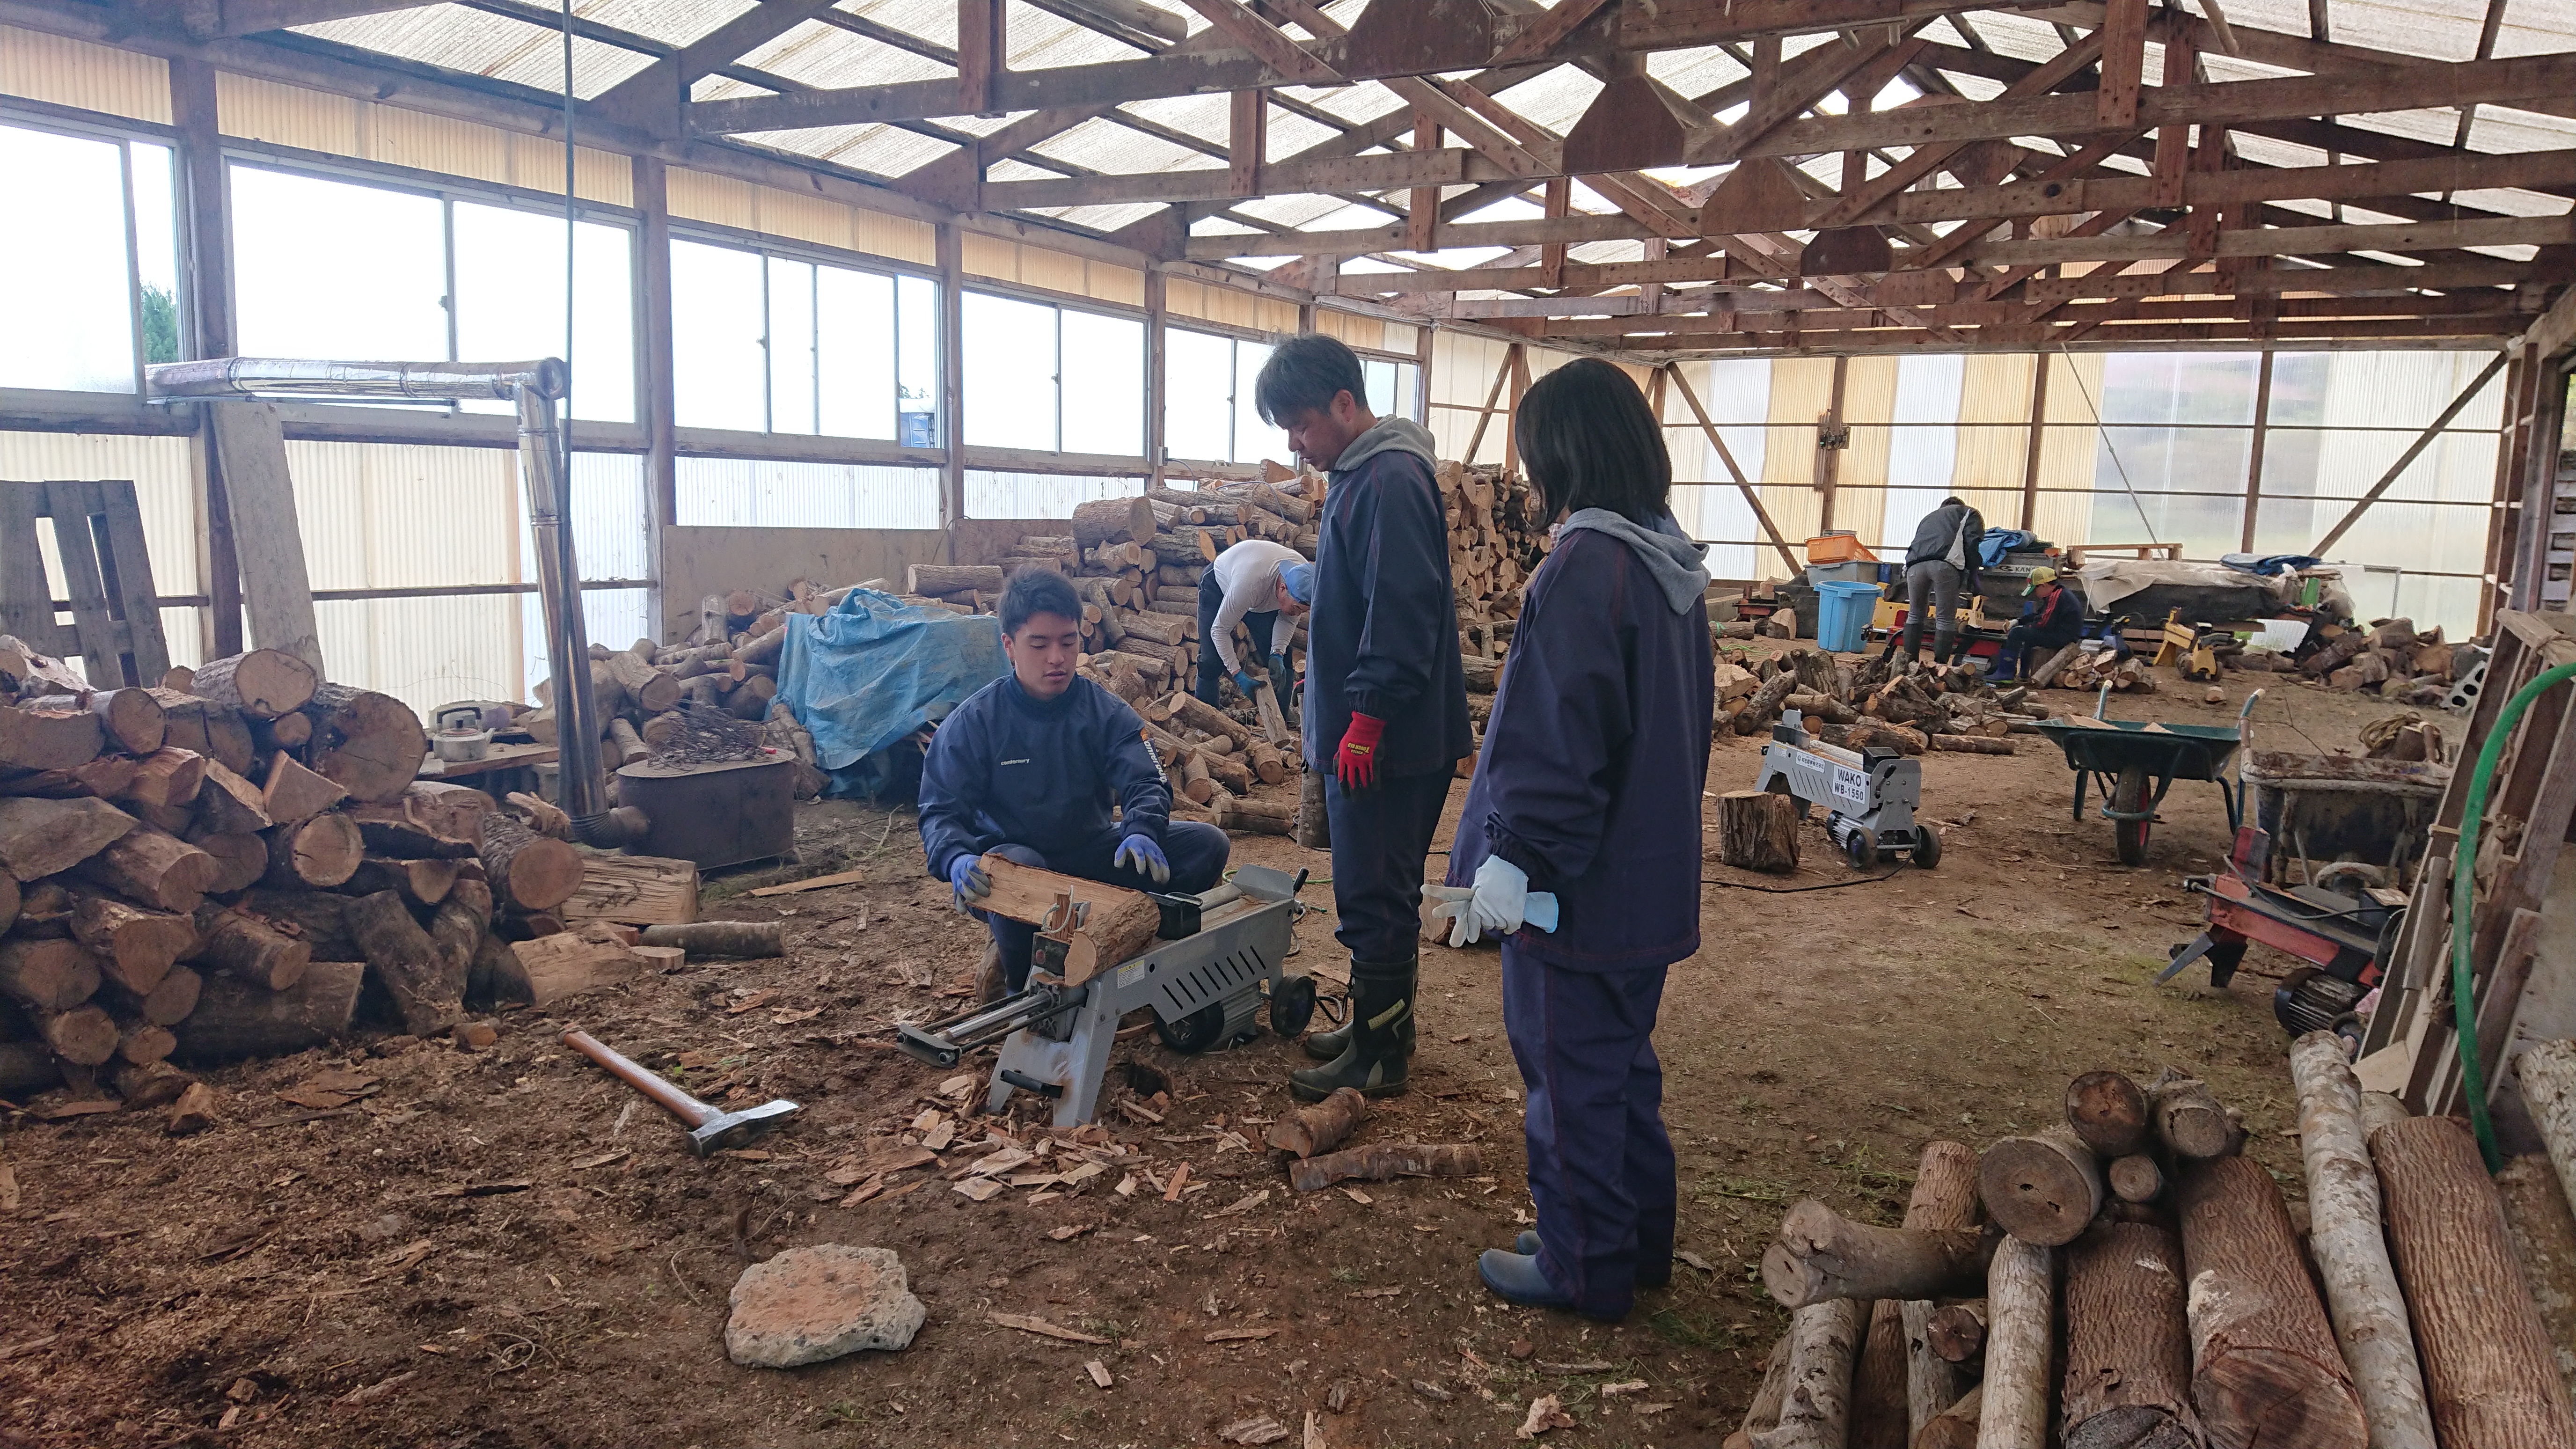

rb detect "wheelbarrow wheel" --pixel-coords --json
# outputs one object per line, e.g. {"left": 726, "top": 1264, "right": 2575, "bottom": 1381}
{"left": 2112, "top": 764, "right": 2152, "bottom": 866}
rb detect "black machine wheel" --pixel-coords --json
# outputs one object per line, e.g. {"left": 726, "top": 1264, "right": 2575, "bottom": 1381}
{"left": 2111, "top": 764, "right": 2152, "bottom": 866}
{"left": 1844, "top": 827, "right": 1878, "bottom": 870}
{"left": 1912, "top": 827, "right": 1942, "bottom": 869}
{"left": 1766, "top": 776, "right": 1809, "bottom": 821}
{"left": 1268, "top": 974, "right": 1317, "bottom": 1039}
{"left": 1155, "top": 1003, "right": 1227, "bottom": 1054}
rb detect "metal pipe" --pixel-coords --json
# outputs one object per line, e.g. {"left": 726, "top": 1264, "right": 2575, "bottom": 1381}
{"left": 516, "top": 383, "right": 608, "bottom": 819}
{"left": 146, "top": 357, "right": 567, "bottom": 401}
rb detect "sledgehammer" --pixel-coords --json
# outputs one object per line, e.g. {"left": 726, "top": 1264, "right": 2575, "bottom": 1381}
{"left": 563, "top": 1027, "right": 800, "bottom": 1156}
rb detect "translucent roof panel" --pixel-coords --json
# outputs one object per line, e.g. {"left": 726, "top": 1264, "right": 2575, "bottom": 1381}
{"left": 295, "top": 4, "right": 655, "bottom": 98}
{"left": 1026, "top": 116, "right": 1217, "bottom": 176}
{"left": 741, "top": 23, "right": 955, "bottom": 89}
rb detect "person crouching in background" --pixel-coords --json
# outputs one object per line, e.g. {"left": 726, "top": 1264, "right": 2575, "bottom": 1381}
{"left": 1442, "top": 358, "right": 1715, "bottom": 1321}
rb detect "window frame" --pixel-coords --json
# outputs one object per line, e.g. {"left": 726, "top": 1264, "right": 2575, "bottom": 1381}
{"left": 1158, "top": 323, "right": 1420, "bottom": 468}
{"left": 959, "top": 283, "right": 1149, "bottom": 461}
{"left": 0, "top": 104, "right": 188, "bottom": 396}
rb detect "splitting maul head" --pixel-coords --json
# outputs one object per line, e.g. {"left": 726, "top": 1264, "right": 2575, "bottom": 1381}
{"left": 688, "top": 1098, "right": 802, "bottom": 1156}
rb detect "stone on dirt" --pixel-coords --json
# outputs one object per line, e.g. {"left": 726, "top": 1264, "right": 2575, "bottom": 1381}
{"left": 724, "top": 1244, "right": 925, "bottom": 1368}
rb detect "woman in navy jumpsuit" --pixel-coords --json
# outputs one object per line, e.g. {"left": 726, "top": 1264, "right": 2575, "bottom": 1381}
{"left": 1443, "top": 359, "right": 1716, "bottom": 1321}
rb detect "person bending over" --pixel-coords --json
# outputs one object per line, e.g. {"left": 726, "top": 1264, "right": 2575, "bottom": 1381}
{"left": 1985, "top": 565, "right": 2086, "bottom": 681}
{"left": 1444, "top": 358, "right": 1714, "bottom": 1323}
{"left": 1253, "top": 333, "right": 1471, "bottom": 1103}
{"left": 1895, "top": 494, "right": 1983, "bottom": 665}
{"left": 1195, "top": 538, "right": 1311, "bottom": 708}
{"left": 919, "top": 572, "right": 1229, "bottom": 999}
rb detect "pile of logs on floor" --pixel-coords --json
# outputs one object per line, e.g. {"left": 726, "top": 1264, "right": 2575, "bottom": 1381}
{"left": 1732, "top": 1046, "right": 2576, "bottom": 1449}
{"left": 1721, "top": 649, "right": 2039, "bottom": 756}
{"left": 2270, "top": 617, "right": 2478, "bottom": 706}
{"left": 535, "top": 601, "right": 830, "bottom": 801}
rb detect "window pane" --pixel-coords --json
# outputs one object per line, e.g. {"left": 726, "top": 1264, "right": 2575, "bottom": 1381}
{"left": 2095, "top": 352, "right": 2261, "bottom": 427}
{"left": 1164, "top": 328, "right": 1234, "bottom": 462}
{"left": 897, "top": 275, "right": 940, "bottom": 447}
{"left": 670, "top": 240, "right": 766, "bottom": 432}
{"left": 962, "top": 291, "right": 1057, "bottom": 451}
{"left": 1882, "top": 354, "right": 1965, "bottom": 549}
{"left": 766, "top": 256, "right": 816, "bottom": 435}
{"left": 674, "top": 457, "right": 940, "bottom": 528}
{"left": 1059, "top": 309, "right": 1143, "bottom": 456}
{"left": 1362, "top": 358, "right": 1396, "bottom": 418}
{"left": 451, "top": 202, "right": 635, "bottom": 423}
{"left": 130, "top": 142, "right": 182, "bottom": 367}
{"left": 1394, "top": 362, "right": 1420, "bottom": 422}
{"left": 1232, "top": 340, "right": 1287, "bottom": 466}
{"left": 817, "top": 265, "right": 896, "bottom": 441}
{"left": 0, "top": 125, "right": 134, "bottom": 392}
{"left": 233, "top": 165, "right": 446, "bottom": 363}
{"left": 966, "top": 470, "right": 1143, "bottom": 519}
{"left": 2268, "top": 350, "right": 2507, "bottom": 433}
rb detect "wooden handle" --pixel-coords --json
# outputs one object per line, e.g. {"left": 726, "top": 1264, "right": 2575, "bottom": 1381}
{"left": 563, "top": 1028, "right": 713, "bottom": 1127}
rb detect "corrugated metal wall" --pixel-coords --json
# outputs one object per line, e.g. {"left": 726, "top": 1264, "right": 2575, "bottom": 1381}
{"left": 0, "top": 25, "right": 169, "bottom": 124}
{"left": 1165, "top": 277, "right": 1300, "bottom": 335}
{"left": 666, "top": 166, "right": 936, "bottom": 266}
{"left": 959, "top": 233, "right": 1144, "bottom": 306}
{"left": 215, "top": 73, "right": 631, "bottom": 206}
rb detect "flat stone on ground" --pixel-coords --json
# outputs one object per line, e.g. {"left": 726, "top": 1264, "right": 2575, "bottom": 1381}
{"left": 725, "top": 1244, "right": 924, "bottom": 1368}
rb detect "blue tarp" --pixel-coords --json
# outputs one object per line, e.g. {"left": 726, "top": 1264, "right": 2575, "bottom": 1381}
{"left": 2220, "top": 552, "right": 2323, "bottom": 577}
{"left": 776, "top": 589, "right": 1006, "bottom": 797}
{"left": 1979, "top": 528, "right": 2039, "bottom": 567}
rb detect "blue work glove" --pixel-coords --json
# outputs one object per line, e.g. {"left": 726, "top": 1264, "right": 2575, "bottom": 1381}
{"left": 1113, "top": 833, "right": 1171, "bottom": 886}
{"left": 947, "top": 855, "right": 991, "bottom": 914}
{"left": 1451, "top": 855, "right": 1529, "bottom": 947}
{"left": 1232, "top": 669, "right": 1261, "bottom": 699}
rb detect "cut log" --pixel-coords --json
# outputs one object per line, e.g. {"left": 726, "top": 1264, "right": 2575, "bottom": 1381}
{"left": 78, "top": 827, "right": 220, "bottom": 912}
{"left": 263, "top": 812, "right": 363, "bottom": 889}
{"left": 1911, "top": 1384, "right": 1981, "bottom": 1449}
{"left": 2520, "top": 1040, "right": 2576, "bottom": 1235}
{"left": 2286, "top": 1031, "right": 2438, "bottom": 1449}
{"left": 1978, "top": 1236, "right": 2054, "bottom": 1449}
{"left": 477, "top": 810, "right": 583, "bottom": 913}
{"left": 2176, "top": 1154, "right": 2369, "bottom": 1449}
{"left": 171, "top": 959, "right": 363, "bottom": 1064}
{"left": 185, "top": 829, "right": 268, "bottom": 894}
{"left": 116, "top": 1021, "right": 175, "bottom": 1067}
{"left": 1926, "top": 1302, "right": 1986, "bottom": 1364}
{"left": 1763, "top": 1200, "right": 1993, "bottom": 1308}
{"left": 2067, "top": 1070, "right": 2152, "bottom": 1157}
{"left": 231, "top": 888, "right": 359, "bottom": 961}
{"left": 348, "top": 807, "right": 476, "bottom": 861}
{"left": 150, "top": 691, "right": 253, "bottom": 775}
{"left": 339, "top": 856, "right": 459, "bottom": 907}
{"left": 1163, "top": 691, "right": 1252, "bottom": 746}
{"left": 2110, "top": 1154, "right": 2166, "bottom": 1204}
{"left": 2372, "top": 1115, "right": 2576, "bottom": 1449}
{"left": 32, "top": 1003, "right": 118, "bottom": 1066}
{"left": 258, "top": 752, "right": 345, "bottom": 826}
{"left": 1295, "top": 768, "right": 1329, "bottom": 849}
{"left": 1735, "top": 1335, "right": 1793, "bottom": 1447}
{"left": 189, "top": 906, "right": 312, "bottom": 990}
{"left": 1733, "top": 671, "right": 1800, "bottom": 735}
{"left": 1200, "top": 751, "right": 1253, "bottom": 795}
{"left": 1978, "top": 1124, "right": 2105, "bottom": 1246}
{"left": 0, "top": 937, "right": 101, "bottom": 1011}
{"left": 106, "top": 748, "right": 205, "bottom": 818}
{"left": 606, "top": 650, "right": 682, "bottom": 715}
{"left": 193, "top": 759, "right": 271, "bottom": 834}
{"left": 1075, "top": 496, "right": 1161, "bottom": 550}
{"left": 972, "top": 854, "right": 1161, "bottom": 982}
{"left": 906, "top": 564, "right": 1006, "bottom": 596}
{"left": 249, "top": 709, "right": 312, "bottom": 752}
{"left": 497, "top": 931, "right": 639, "bottom": 1008}
{"left": 191, "top": 649, "right": 317, "bottom": 718}
{"left": 557, "top": 853, "right": 700, "bottom": 926}
{"left": 1285, "top": 1142, "right": 1481, "bottom": 1192}
{"left": 68, "top": 895, "right": 196, "bottom": 996}
{"left": 0, "top": 795, "right": 136, "bottom": 879}
{"left": 1265, "top": 1086, "right": 1368, "bottom": 1158}
{"left": 1214, "top": 793, "right": 1296, "bottom": 836}
{"left": 2149, "top": 1068, "right": 2239, "bottom": 1159}
{"left": 104, "top": 962, "right": 200, "bottom": 1026}
{"left": 85, "top": 688, "right": 167, "bottom": 755}
{"left": 109, "top": 1058, "right": 193, "bottom": 1108}
{"left": 1718, "top": 790, "right": 1802, "bottom": 872}
{"left": 635, "top": 920, "right": 781, "bottom": 959}
{"left": 0, "top": 871, "right": 19, "bottom": 937}
{"left": 300, "top": 684, "right": 427, "bottom": 804}
{"left": 348, "top": 889, "right": 464, "bottom": 1036}
{"left": 1853, "top": 1295, "right": 1910, "bottom": 1449}
{"left": 605, "top": 715, "right": 648, "bottom": 765}
{"left": 0, "top": 702, "right": 104, "bottom": 770}
{"left": 1752, "top": 1298, "right": 1863, "bottom": 1449}
{"left": 1243, "top": 737, "right": 1287, "bottom": 786}
{"left": 164, "top": 1079, "right": 218, "bottom": 1133}
{"left": 2063, "top": 1221, "right": 2200, "bottom": 1449}
{"left": 1891, "top": 1141, "right": 1982, "bottom": 1439}
{"left": 1175, "top": 749, "right": 1215, "bottom": 805}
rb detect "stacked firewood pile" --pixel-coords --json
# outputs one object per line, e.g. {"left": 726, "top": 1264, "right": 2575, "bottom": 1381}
{"left": 1437, "top": 462, "right": 1549, "bottom": 756}
{"left": 1732, "top": 1044, "right": 2576, "bottom": 1449}
{"left": 2270, "top": 618, "right": 2477, "bottom": 705}
{"left": 2032, "top": 643, "right": 2160, "bottom": 695}
{"left": 0, "top": 642, "right": 612, "bottom": 1122}
{"left": 539, "top": 602, "right": 828, "bottom": 801}
{"left": 1722, "top": 651, "right": 2034, "bottom": 757}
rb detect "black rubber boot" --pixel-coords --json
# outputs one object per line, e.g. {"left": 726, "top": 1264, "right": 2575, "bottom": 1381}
{"left": 1288, "top": 955, "right": 1414, "bottom": 1102}
{"left": 1300, "top": 976, "right": 1416, "bottom": 1061}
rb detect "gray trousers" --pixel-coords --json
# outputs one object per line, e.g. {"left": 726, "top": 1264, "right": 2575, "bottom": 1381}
{"left": 1902, "top": 560, "right": 1964, "bottom": 660}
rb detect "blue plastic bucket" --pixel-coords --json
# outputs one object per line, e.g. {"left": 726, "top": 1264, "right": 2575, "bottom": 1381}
{"left": 1815, "top": 580, "right": 1883, "bottom": 653}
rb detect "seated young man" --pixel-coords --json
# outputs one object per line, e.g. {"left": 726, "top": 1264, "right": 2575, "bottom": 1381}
{"left": 1986, "top": 565, "right": 2087, "bottom": 680}
{"left": 918, "top": 572, "right": 1229, "bottom": 998}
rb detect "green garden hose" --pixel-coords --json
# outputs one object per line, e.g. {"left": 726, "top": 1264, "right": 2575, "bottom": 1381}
{"left": 2451, "top": 658, "right": 2576, "bottom": 1173}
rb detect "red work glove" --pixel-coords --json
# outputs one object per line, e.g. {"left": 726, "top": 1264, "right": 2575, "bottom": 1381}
{"left": 1335, "top": 712, "right": 1386, "bottom": 791}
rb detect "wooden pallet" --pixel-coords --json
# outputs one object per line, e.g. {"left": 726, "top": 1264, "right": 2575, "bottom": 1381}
{"left": 0, "top": 479, "right": 173, "bottom": 688}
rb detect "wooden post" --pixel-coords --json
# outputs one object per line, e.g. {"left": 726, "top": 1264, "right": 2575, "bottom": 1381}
{"left": 1539, "top": 176, "right": 1570, "bottom": 288}
{"left": 1146, "top": 270, "right": 1168, "bottom": 486}
{"left": 956, "top": 0, "right": 1003, "bottom": 114}
{"left": 938, "top": 220, "right": 966, "bottom": 544}
{"left": 635, "top": 154, "right": 678, "bottom": 640}
{"left": 1501, "top": 343, "right": 1530, "bottom": 474}
{"left": 2019, "top": 351, "right": 2050, "bottom": 533}
{"left": 2241, "top": 348, "right": 2274, "bottom": 555}
{"left": 1815, "top": 353, "right": 1847, "bottom": 534}
{"left": 170, "top": 55, "right": 243, "bottom": 660}
{"left": 1229, "top": 89, "right": 1265, "bottom": 198}
{"left": 1412, "top": 321, "right": 1434, "bottom": 425}
{"left": 2100, "top": 0, "right": 2149, "bottom": 129}
{"left": 1407, "top": 108, "right": 1438, "bottom": 253}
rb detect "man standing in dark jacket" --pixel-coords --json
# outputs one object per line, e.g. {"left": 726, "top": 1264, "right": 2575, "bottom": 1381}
{"left": 919, "top": 573, "right": 1229, "bottom": 997}
{"left": 1897, "top": 495, "right": 1983, "bottom": 665}
{"left": 1254, "top": 334, "right": 1471, "bottom": 1103}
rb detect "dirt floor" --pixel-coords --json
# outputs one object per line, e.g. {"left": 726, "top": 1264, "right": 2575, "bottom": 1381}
{"left": 0, "top": 663, "right": 2429, "bottom": 1449}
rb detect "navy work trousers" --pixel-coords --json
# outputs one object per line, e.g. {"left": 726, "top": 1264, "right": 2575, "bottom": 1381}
{"left": 1502, "top": 940, "right": 1676, "bottom": 1320}
{"left": 978, "top": 822, "right": 1229, "bottom": 991}
{"left": 1323, "top": 769, "right": 1450, "bottom": 963}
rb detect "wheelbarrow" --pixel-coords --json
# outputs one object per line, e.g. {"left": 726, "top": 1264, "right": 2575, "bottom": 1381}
{"left": 2028, "top": 687, "right": 2261, "bottom": 866}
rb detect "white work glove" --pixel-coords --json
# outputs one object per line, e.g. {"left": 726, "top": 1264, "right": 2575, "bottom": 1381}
{"left": 1450, "top": 855, "right": 1530, "bottom": 948}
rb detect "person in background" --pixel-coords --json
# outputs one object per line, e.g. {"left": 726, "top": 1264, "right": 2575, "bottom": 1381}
{"left": 918, "top": 572, "right": 1229, "bottom": 1000}
{"left": 1195, "top": 537, "right": 1311, "bottom": 708}
{"left": 1443, "top": 358, "right": 1714, "bottom": 1322}
{"left": 1895, "top": 494, "right": 1984, "bottom": 665}
{"left": 1252, "top": 333, "right": 1471, "bottom": 1103}
{"left": 1985, "top": 564, "right": 2086, "bottom": 680}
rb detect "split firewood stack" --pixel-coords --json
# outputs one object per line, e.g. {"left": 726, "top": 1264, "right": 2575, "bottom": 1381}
{"left": 1718, "top": 649, "right": 2039, "bottom": 757}
{"left": 0, "top": 641, "right": 609, "bottom": 1120}
{"left": 1437, "top": 462, "right": 1548, "bottom": 760}
{"left": 2269, "top": 617, "right": 2478, "bottom": 705}
{"left": 1733, "top": 1051, "right": 2576, "bottom": 1449}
